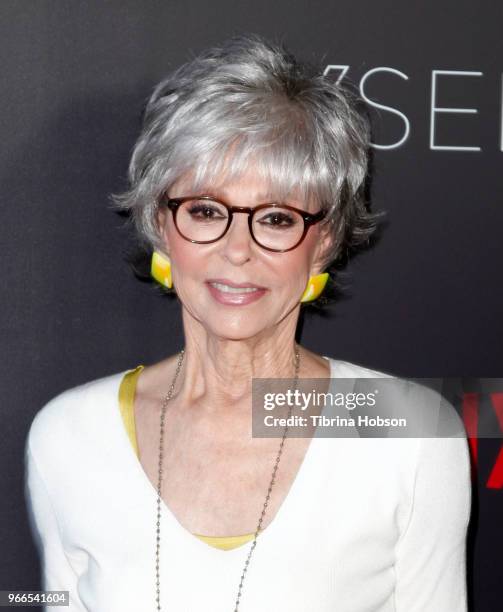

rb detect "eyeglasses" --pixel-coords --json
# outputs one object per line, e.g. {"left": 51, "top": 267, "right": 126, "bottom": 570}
{"left": 159, "top": 194, "right": 327, "bottom": 253}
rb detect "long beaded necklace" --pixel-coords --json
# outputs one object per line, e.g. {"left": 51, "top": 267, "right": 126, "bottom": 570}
{"left": 155, "top": 344, "right": 301, "bottom": 611}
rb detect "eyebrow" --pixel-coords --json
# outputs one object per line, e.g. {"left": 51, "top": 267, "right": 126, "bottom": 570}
{"left": 193, "top": 186, "right": 302, "bottom": 205}
{"left": 196, "top": 186, "right": 273, "bottom": 200}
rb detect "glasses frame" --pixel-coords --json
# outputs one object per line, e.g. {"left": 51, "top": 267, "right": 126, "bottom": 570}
{"left": 159, "top": 194, "right": 328, "bottom": 253}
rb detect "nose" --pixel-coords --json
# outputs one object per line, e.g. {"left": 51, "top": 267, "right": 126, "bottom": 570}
{"left": 220, "top": 211, "right": 253, "bottom": 265}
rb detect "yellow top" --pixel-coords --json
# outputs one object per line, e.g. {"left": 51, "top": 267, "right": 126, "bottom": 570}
{"left": 118, "top": 365, "right": 256, "bottom": 551}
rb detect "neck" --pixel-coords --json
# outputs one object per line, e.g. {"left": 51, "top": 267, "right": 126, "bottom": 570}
{"left": 175, "top": 309, "right": 301, "bottom": 413}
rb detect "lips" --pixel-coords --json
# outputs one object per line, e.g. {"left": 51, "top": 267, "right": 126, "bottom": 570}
{"left": 210, "top": 282, "right": 258, "bottom": 294}
{"left": 206, "top": 278, "right": 266, "bottom": 290}
{"left": 205, "top": 279, "right": 268, "bottom": 305}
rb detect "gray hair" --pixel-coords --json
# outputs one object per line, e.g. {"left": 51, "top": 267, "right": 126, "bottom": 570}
{"left": 110, "top": 33, "right": 385, "bottom": 307}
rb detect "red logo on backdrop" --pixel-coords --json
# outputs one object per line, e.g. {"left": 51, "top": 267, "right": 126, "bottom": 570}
{"left": 462, "top": 392, "right": 503, "bottom": 489}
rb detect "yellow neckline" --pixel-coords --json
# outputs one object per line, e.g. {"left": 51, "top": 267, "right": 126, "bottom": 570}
{"left": 118, "top": 365, "right": 144, "bottom": 457}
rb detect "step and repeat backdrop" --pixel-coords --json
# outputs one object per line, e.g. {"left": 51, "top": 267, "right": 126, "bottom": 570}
{"left": 1, "top": 1, "right": 501, "bottom": 610}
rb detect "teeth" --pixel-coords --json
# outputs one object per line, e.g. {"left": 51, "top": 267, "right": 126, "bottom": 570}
{"left": 211, "top": 282, "right": 259, "bottom": 294}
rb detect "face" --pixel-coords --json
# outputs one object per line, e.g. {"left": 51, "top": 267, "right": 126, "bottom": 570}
{"left": 156, "top": 164, "right": 332, "bottom": 341}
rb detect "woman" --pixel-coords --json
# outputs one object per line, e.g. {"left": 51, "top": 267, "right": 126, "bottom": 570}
{"left": 25, "top": 34, "right": 471, "bottom": 611}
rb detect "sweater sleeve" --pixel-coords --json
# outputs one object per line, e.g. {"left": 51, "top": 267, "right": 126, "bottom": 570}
{"left": 24, "top": 442, "right": 88, "bottom": 612}
{"left": 393, "top": 434, "right": 472, "bottom": 611}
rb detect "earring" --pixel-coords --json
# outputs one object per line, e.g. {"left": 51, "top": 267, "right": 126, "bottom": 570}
{"left": 151, "top": 250, "right": 173, "bottom": 289}
{"left": 300, "top": 272, "right": 329, "bottom": 303}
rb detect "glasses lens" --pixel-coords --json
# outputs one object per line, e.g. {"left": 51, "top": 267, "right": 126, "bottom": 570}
{"left": 252, "top": 206, "right": 305, "bottom": 250}
{"left": 177, "top": 199, "right": 229, "bottom": 242}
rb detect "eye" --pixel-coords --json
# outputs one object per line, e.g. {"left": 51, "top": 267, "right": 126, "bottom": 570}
{"left": 185, "top": 200, "right": 227, "bottom": 221}
{"left": 256, "top": 210, "right": 299, "bottom": 228}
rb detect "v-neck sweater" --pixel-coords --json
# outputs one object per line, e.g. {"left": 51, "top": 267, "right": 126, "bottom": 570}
{"left": 24, "top": 356, "right": 471, "bottom": 612}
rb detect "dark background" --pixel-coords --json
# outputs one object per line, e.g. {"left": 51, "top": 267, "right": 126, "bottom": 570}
{"left": 1, "top": 1, "right": 501, "bottom": 610}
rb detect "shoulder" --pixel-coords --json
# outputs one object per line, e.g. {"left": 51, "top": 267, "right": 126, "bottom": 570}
{"left": 328, "top": 356, "right": 466, "bottom": 437}
{"left": 328, "top": 356, "right": 396, "bottom": 379}
{"left": 26, "top": 368, "right": 128, "bottom": 460}
{"left": 327, "top": 357, "right": 471, "bottom": 521}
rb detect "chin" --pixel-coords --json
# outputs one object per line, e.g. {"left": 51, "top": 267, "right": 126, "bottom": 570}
{"left": 203, "top": 318, "right": 269, "bottom": 341}
{"left": 217, "top": 323, "right": 265, "bottom": 340}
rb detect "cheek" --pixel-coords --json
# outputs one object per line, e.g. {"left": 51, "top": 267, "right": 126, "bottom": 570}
{"left": 285, "top": 233, "right": 318, "bottom": 276}
{"left": 270, "top": 248, "right": 315, "bottom": 298}
{"left": 166, "top": 227, "right": 315, "bottom": 297}
{"left": 276, "top": 253, "right": 310, "bottom": 281}
{"left": 172, "top": 248, "right": 200, "bottom": 275}
{"left": 166, "top": 230, "right": 201, "bottom": 278}
{"left": 265, "top": 227, "right": 320, "bottom": 285}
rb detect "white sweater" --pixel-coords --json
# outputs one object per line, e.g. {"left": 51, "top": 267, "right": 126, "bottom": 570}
{"left": 24, "top": 357, "right": 471, "bottom": 612}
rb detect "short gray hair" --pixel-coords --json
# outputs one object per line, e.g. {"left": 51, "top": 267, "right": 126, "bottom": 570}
{"left": 110, "top": 33, "right": 385, "bottom": 307}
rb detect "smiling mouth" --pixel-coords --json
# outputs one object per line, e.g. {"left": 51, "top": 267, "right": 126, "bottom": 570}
{"left": 209, "top": 282, "right": 260, "bottom": 294}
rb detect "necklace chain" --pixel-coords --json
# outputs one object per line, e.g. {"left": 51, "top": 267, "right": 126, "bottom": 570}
{"left": 155, "top": 344, "right": 301, "bottom": 611}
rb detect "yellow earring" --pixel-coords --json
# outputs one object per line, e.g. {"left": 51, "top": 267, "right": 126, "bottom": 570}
{"left": 300, "top": 272, "right": 329, "bottom": 303}
{"left": 150, "top": 251, "right": 327, "bottom": 300}
{"left": 151, "top": 250, "right": 173, "bottom": 289}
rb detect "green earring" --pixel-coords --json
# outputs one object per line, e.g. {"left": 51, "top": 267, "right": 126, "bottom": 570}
{"left": 151, "top": 250, "right": 173, "bottom": 289}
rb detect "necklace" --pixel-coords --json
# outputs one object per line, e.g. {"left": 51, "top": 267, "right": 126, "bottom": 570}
{"left": 155, "top": 344, "right": 301, "bottom": 611}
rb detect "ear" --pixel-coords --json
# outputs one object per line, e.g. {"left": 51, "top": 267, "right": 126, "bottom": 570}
{"left": 309, "top": 222, "right": 333, "bottom": 277}
{"left": 156, "top": 206, "right": 171, "bottom": 254}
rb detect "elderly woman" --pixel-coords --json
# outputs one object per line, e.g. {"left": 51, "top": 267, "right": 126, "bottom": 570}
{"left": 25, "top": 34, "right": 471, "bottom": 612}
